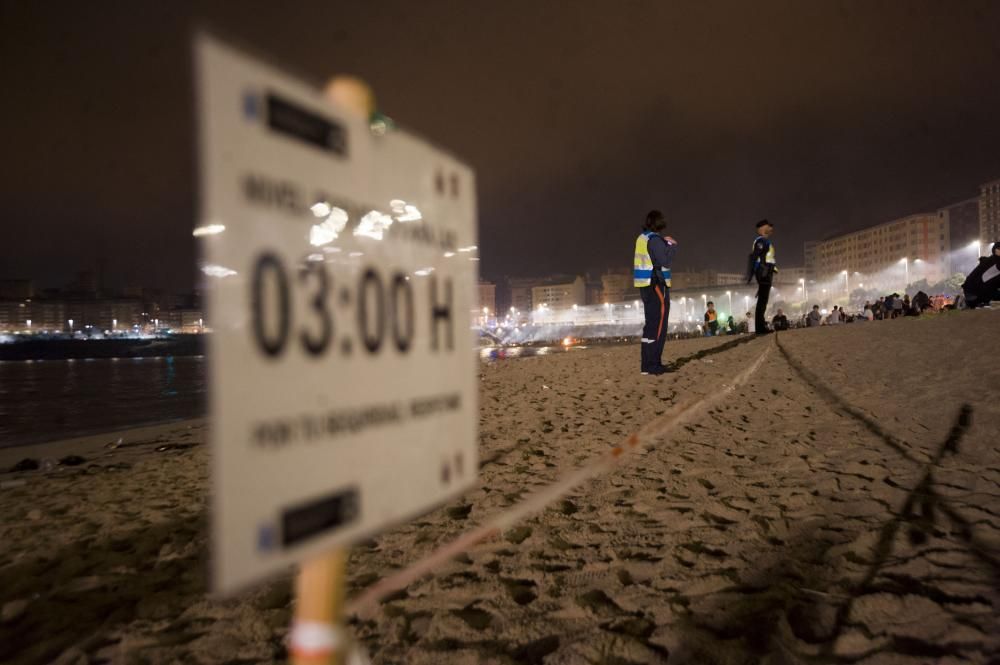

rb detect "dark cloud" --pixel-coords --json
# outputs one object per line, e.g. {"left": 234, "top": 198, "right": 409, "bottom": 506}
{"left": 2, "top": 1, "right": 999, "bottom": 289}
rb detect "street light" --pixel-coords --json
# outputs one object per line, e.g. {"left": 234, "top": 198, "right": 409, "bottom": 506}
{"left": 725, "top": 290, "right": 732, "bottom": 313}
{"left": 841, "top": 270, "right": 849, "bottom": 295}
{"left": 900, "top": 257, "right": 909, "bottom": 288}
{"left": 701, "top": 294, "right": 707, "bottom": 310}
{"left": 799, "top": 278, "right": 807, "bottom": 301}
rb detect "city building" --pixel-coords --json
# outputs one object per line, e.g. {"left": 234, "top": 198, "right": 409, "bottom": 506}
{"left": 506, "top": 277, "right": 535, "bottom": 315}
{"left": 531, "top": 275, "right": 585, "bottom": 310}
{"left": 980, "top": 178, "right": 1000, "bottom": 246}
{"left": 775, "top": 266, "right": 806, "bottom": 286}
{"left": 715, "top": 272, "right": 745, "bottom": 286}
{"left": 599, "top": 271, "right": 637, "bottom": 304}
{"left": 0, "top": 297, "right": 145, "bottom": 333}
{"left": 476, "top": 281, "right": 496, "bottom": 317}
{"left": 666, "top": 270, "right": 750, "bottom": 289}
{"left": 162, "top": 308, "right": 206, "bottom": 332}
{"left": 666, "top": 271, "right": 707, "bottom": 289}
{"left": 583, "top": 274, "right": 603, "bottom": 306}
{"left": 938, "top": 197, "right": 980, "bottom": 274}
{"left": 803, "top": 241, "right": 819, "bottom": 281}
{"left": 806, "top": 212, "right": 950, "bottom": 286}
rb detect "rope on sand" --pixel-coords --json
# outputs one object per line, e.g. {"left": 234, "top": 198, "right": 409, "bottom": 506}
{"left": 345, "top": 337, "right": 774, "bottom": 618}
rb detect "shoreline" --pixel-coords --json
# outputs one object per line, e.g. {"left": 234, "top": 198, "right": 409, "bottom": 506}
{"left": 0, "top": 418, "right": 207, "bottom": 472}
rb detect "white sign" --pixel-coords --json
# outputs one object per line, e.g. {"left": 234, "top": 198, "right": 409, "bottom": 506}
{"left": 196, "top": 35, "right": 479, "bottom": 592}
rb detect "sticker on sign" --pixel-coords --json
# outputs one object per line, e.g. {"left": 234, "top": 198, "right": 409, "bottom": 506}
{"left": 195, "top": 34, "right": 479, "bottom": 593}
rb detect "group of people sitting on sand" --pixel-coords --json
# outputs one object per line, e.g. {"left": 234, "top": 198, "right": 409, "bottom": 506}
{"left": 798, "top": 241, "right": 1000, "bottom": 327}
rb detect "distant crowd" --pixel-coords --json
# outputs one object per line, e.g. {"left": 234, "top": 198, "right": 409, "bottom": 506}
{"left": 634, "top": 207, "right": 998, "bottom": 373}
{"left": 799, "top": 290, "right": 952, "bottom": 328}
{"left": 699, "top": 284, "right": 997, "bottom": 336}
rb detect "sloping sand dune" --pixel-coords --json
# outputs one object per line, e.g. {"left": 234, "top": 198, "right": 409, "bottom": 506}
{"left": 2, "top": 309, "right": 998, "bottom": 664}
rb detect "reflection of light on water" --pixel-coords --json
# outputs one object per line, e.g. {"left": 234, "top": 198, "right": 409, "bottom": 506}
{"left": 310, "top": 207, "right": 349, "bottom": 246}
{"left": 354, "top": 210, "right": 393, "bottom": 240}
{"left": 390, "top": 199, "right": 424, "bottom": 222}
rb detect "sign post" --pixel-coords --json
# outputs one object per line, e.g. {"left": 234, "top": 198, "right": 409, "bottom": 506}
{"left": 290, "top": 551, "right": 349, "bottom": 664}
{"left": 195, "top": 34, "right": 479, "bottom": 660}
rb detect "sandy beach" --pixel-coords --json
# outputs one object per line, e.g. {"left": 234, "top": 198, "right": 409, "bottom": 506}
{"left": 2, "top": 309, "right": 999, "bottom": 664}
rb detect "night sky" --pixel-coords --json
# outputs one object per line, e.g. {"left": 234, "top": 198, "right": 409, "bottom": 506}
{"left": 3, "top": 1, "right": 1000, "bottom": 292}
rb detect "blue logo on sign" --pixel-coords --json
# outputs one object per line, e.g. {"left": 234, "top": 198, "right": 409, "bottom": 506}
{"left": 257, "top": 523, "right": 276, "bottom": 552}
{"left": 243, "top": 91, "right": 259, "bottom": 121}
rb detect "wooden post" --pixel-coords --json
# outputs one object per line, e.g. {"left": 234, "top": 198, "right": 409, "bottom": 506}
{"left": 288, "top": 76, "right": 370, "bottom": 665}
{"left": 290, "top": 548, "right": 349, "bottom": 665}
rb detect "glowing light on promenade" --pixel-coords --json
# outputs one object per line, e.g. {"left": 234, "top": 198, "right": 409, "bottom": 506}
{"left": 192, "top": 223, "right": 226, "bottom": 237}
{"left": 202, "top": 264, "right": 238, "bottom": 278}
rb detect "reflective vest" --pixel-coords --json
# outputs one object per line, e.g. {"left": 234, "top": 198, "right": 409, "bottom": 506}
{"left": 753, "top": 236, "right": 776, "bottom": 265}
{"left": 634, "top": 232, "right": 672, "bottom": 287}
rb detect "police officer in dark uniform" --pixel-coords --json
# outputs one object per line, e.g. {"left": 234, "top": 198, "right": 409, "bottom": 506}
{"left": 747, "top": 219, "right": 776, "bottom": 334}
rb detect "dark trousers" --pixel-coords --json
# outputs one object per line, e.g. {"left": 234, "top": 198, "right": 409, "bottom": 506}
{"left": 755, "top": 280, "right": 771, "bottom": 332}
{"left": 640, "top": 284, "right": 670, "bottom": 371}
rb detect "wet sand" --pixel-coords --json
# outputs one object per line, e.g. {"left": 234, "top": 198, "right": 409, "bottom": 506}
{"left": 2, "top": 308, "right": 998, "bottom": 664}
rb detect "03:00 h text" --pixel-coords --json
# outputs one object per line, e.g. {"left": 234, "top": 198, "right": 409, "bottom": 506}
{"left": 250, "top": 253, "right": 454, "bottom": 358}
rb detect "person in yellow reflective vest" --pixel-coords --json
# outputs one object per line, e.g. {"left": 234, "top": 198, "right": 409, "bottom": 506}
{"left": 746, "top": 219, "right": 776, "bottom": 335}
{"left": 634, "top": 210, "right": 678, "bottom": 375}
